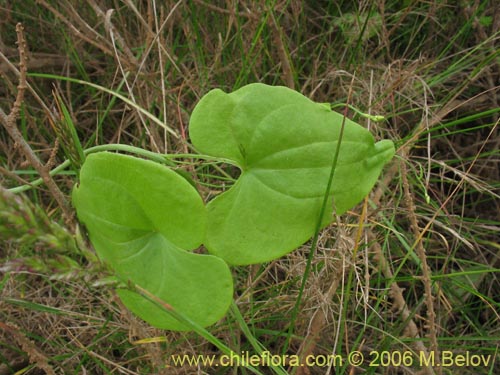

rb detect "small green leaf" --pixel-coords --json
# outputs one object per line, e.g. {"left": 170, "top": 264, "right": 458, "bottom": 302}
{"left": 72, "top": 152, "right": 233, "bottom": 330}
{"left": 190, "top": 83, "right": 394, "bottom": 265}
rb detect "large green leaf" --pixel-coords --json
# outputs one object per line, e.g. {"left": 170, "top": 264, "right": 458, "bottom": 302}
{"left": 190, "top": 83, "right": 395, "bottom": 265}
{"left": 72, "top": 152, "right": 233, "bottom": 330}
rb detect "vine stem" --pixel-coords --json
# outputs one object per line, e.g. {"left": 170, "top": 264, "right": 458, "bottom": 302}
{"left": 8, "top": 143, "right": 237, "bottom": 194}
{"left": 330, "top": 103, "right": 385, "bottom": 122}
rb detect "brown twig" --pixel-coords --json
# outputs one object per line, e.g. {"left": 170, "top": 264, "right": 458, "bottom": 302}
{"left": 192, "top": 0, "right": 257, "bottom": 19}
{"left": 0, "top": 322, "right": 56, "bottom": 375}
{"left": 0, "top": 51, "right": 58, "bottom": 127}
{"left": 87, "top": 0, "right": 139, "bottom": 68}
{"left": 35, "top": 0, "right": 115, "bottom": 57}
{"left": 361, "top": 158, "right": 436, "bottom": 375}
{"left": 367, "top": 157, "right": 436, "bottom": 375}
{"left": 269, "top": 13, "right": 295, "bottom": 89}
{"left": 369, "top": 234, "right": 434, "bottom": 375}
{"left": 0, "top": 23, "right": 73, "bottom": 225}
{"left": 362, "top": 92, "right": 493, "bottom": 375}
{"left": 400, "top": 158, "right": 440, "bottom": 373}
{"left": 400, "top": 160, "right": 441, "bottom": 360}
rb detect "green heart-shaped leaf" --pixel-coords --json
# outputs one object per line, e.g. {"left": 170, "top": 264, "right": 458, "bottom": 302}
{"left": 190, "top": 83, "right": 395, "bottom": 265}
{"left": 72, "top": 152, "right": 233, "bottom": 330}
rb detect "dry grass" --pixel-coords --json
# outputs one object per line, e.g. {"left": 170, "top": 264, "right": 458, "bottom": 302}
{"left": 1, "top": 1, "right": 499, "bottom": 374}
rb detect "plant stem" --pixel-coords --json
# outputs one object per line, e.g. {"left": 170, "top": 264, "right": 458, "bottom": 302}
{"left": 230, "top": 301, "right": 289, "bottom": 375}
{"left": 283, "top": 92, "right": 351, "bottom": 355}
{"left": 8, "top": 144, "right": 238, "bottom": 193}
{"left": 330, "top": 103, "right": 385, "bottom": 122}
{"left": 28, "top": 72, "right": 178, "bottom": 137}
{"left": 132, "top": 285, "right": 266, "bottom": 375}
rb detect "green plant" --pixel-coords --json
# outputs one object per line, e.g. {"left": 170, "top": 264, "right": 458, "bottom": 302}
{"left": 72, "top": 83, "right": 394, "bottom": 331}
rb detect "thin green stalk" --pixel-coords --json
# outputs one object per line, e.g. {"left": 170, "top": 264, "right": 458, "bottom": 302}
{"left": 8, "top": 144, "right": 238, "bottom": 193}
{"left": 331, "top": 103, "right": 385, "bottom": 122}
{"left": 233, "top": 3, "right": 273, "bottom": 88}
{"left": 28, "top": 72, "right": 179, "bottom": 137}
{"left": 84, "top": 144, "right": 176, "bottom": 165}
{"left": 335, "top": 259, "right": 357, "bottom": 371}
{"left": 9, "top": 160, "right": 72, "bottom": 193}
{"left": 282, "top": 103, "right": 349, "bottom": 353}
{"left": 8, "top": 144, "right": 173, "bottom": 193}
{"left": 84, "top": 72, "right": 128, "bottom": 148}
{"left": 133, "top": 284, "right": 265, "bottom": 375}
{"left": 230, "top": 301, "right": 289, "bottom": 375}
{"left": 346, "top": 1, "right": 375, "bottom": 70}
